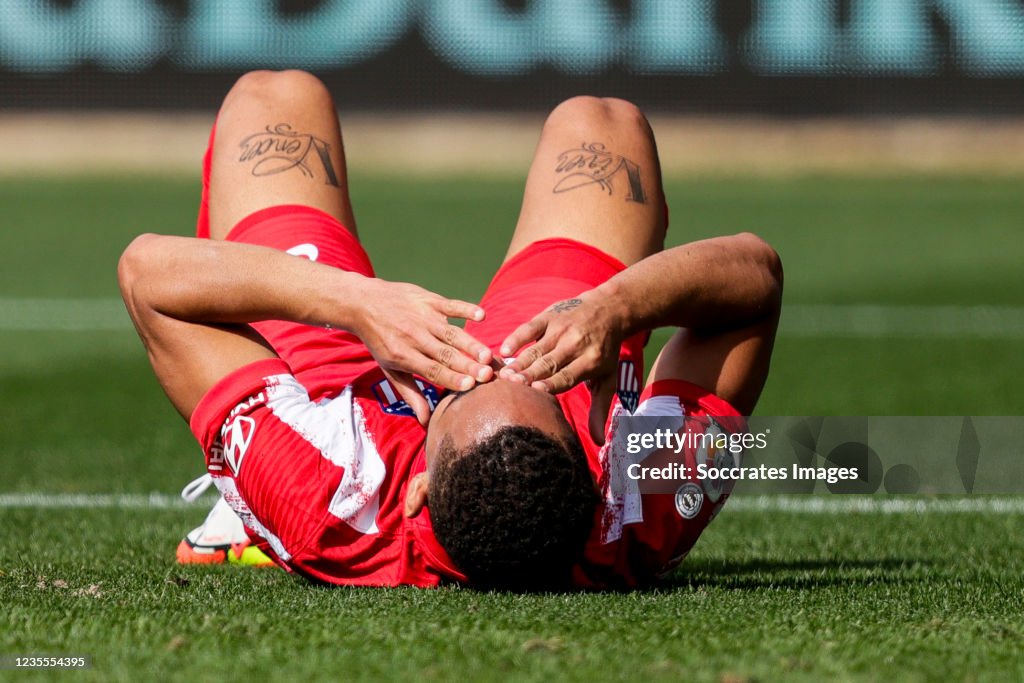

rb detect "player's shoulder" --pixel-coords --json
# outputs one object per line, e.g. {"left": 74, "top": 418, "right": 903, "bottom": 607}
{"left": 634, "top": 379, "right": 743, "bottom": 420}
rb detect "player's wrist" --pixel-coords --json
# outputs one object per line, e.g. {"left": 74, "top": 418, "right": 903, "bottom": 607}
{"left": 318, "top": 270, "right": 375, "bottom": 333}
{"left": 591, "top": 279, "right": 635, "bottom": 339}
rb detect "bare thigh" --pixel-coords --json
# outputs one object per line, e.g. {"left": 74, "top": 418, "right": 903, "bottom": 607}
{"left": 506, "top": 96, "right": 667, "bottom": 267}
{"left": 208, "top": 70, "right": 357, "bottom": 241}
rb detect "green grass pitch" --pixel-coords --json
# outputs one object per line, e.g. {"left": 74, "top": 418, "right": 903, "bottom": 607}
{"left": 1, "top": 174, "right": 1022, "bottom": 682}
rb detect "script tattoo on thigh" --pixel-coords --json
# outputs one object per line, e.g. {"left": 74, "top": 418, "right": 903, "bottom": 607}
{"left": 553, "top": 142, "right": 646, "bottom": 204}
{"left": 238, "top": 123, "right": 340, "bottom": 187}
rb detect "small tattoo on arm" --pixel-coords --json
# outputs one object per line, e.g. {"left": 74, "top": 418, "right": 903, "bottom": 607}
{"left": 551, "top": 298, "right": 583, "bottom": 313}
{"left": 238, "top": 123, "right": 340, "bottom": 187}
{"left": 553, "top": 142, "right": 646, "bottom": 204}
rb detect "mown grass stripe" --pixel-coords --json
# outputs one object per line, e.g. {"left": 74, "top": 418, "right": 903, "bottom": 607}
{"left": 0, "top": 298, "right": 129, "bottom": 331}
{"left": 782, "top": 304, "right": 1024, "bottom": 339}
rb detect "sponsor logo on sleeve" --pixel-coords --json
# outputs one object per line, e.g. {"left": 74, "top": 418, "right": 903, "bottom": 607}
{"left": 208, "top": 441, "right": 225, "bottom": 473}
{"left": 221, "top": 415, "right": 256, "bottom": 475}
{"left": 695, "top": 419, "right": 736, "bottom": 504}
{"left": 674, "top": 481, "right": 704, "bottom": 520}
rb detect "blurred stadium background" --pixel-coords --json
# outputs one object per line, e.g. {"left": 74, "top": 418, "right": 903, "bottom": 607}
{"left": 4, "top": 0, "right": 1024, "bottom": 174}
{"left": 1, "top": 2, "right": 1022, "bottom": 681}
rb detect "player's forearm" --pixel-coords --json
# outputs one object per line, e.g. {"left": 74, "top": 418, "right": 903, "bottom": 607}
{"left": 118, "top": 234, "right": 367, "bottom": 330}
{"left": 597, "top": 232, "right": 783, "bottom": 336}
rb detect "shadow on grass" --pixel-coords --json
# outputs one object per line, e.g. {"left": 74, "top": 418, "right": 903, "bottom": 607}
{"left": 662, "top": 557, "right": 932, "bottom": 591}
{"left": 156, "top": 555, "right": 931, "bottom": 596}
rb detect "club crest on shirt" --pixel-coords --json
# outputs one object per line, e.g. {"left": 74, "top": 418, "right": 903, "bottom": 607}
{"left": 371, "top": 378, "right": 440, "bottom": 417}
{"left": 616, "top": 360, "right": 640, "bottom": 413}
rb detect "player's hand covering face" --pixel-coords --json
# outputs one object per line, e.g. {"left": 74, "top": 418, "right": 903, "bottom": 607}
{"left": 499, "top": 290, "right": 626, "bottom": 444}
{"left": 353, "top": 279, "right": 494, "bottom": 425}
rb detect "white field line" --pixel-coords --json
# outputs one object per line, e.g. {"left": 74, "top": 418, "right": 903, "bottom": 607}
{"left": 1, "top": 492, "right": 1022, "bottom": 514}
{"left": 2, "top": 298, "right": 1024, "bottom": 339}
{"left": 727, "top": 496, "right": 1024, "bottom": 514}
{"left": 0, "top": 492, "right": 213, "bottom": 509}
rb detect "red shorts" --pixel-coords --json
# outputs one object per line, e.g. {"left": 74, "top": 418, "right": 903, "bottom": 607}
{"left": 223, "top": 205, "right": 376, "bottom": 382}
{"left": 464, "top": 239, "right": 647, "bottom": 453}
{"left": 211, "top": 206, "right": 631, "bottom": 373}
{"left": 466, "top": 239, "right": 628, "bottom": 350}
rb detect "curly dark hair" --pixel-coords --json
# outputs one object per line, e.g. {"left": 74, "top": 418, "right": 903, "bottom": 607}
{"left": 429, "top": 425, "right": 598, "bottom": 590}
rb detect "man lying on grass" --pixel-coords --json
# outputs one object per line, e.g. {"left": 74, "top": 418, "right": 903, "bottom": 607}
{"left": 118, "top": 70, "right": 782, "bottom": 590}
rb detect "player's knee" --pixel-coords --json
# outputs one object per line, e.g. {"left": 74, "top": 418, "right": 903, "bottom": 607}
{"left": 544, "top": 96, "right": 651, "bottom": 139}
{"left": 222, "top": 69, "right": 334, "bottom": 113}
{"left": 599, "top": 97, "right": 649, "bottom": 130}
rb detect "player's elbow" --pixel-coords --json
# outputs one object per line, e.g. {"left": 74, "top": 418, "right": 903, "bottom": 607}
{"left": 118, "top": 233, "right": 155, "bottom": 293}
{"left": 738, "top": 232, "right": 784, "bottom": 315}
{"left": 118, "top": 233, "right": 164, "bottom": 318}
